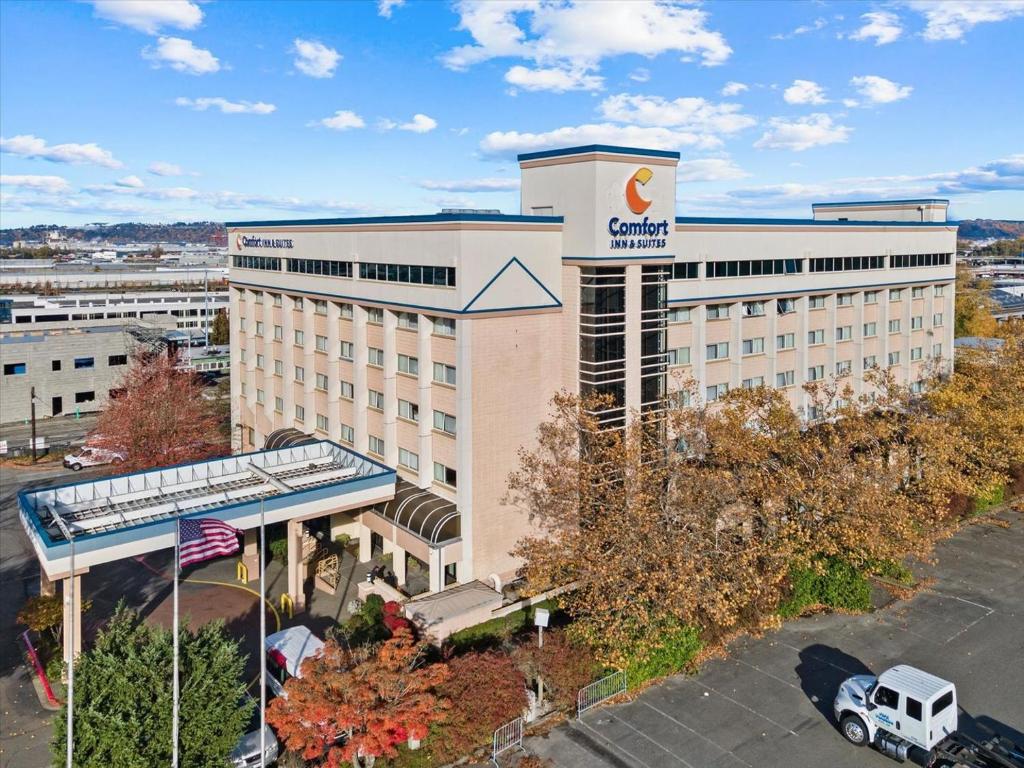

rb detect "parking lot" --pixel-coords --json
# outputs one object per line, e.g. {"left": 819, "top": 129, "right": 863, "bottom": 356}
{"left": 527, "top": 510, "right": 1024, "bottom": 768}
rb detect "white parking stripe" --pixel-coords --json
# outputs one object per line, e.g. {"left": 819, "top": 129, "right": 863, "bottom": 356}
{"left": 603, "top": 711, "right": 699, "bottom": 768}
{"left": 573, "top": 717, "right": 665, "bottom": 768}
{"left": 639, "top": 699, "right": 754, "bottom": 768}
{"left": 690, "top": 679, "right": 801, "bottom": 737}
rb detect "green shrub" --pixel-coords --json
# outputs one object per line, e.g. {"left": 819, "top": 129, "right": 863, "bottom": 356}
{"left": 335, "top": 594, "right": 388, "bottom": 647}
{"left": 867, "top": 559, "right": 914, "bottom": 586}
{"left": 779, "top": 557, "right": 871, "bottom": 618}
{"left": 334, "top": 533, "right": 352, "bottom": 548}
{"left": 972, "top": 482, "right": 1006, "bottom": 515}
{"left": 624, "top": 623, "right": 702, "bottom": 688}
{"left": 267, "top": 524, "right": 288, "bottom": 564}
{"left": 446, "top": 600, "right": 556, "bottom": 653}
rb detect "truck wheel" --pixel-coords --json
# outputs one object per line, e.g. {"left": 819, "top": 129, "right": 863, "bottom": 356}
{"left": 72, "top": 462, "right": 83, "bottom": 471}
{"left": 840, "top": 715, "right": 869, "bottom": 747}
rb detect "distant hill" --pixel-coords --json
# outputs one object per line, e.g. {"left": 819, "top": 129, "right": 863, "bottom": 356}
{"left": 954, "top": 219, "right": 1024, "bottom": 240}
{"left": 0, "top": 222, "right": 226, "bottom": 246}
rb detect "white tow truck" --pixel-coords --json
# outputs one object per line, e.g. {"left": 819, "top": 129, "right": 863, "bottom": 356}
{"left": 834, "top": 664, "right": 1024, "bottom": 767}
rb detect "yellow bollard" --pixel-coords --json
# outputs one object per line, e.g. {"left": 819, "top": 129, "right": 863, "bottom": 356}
{"left": 236, "top": 561, "right": 248, "bottom": 583}
{"left": 280, "top": 593, "right": 294, "bottom": 620}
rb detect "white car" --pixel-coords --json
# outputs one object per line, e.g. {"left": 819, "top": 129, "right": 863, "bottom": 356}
{"left": 63, "top": 446, "right": 125, "bottom": 471}
{"left": 264, "top": 625, "right": 325, "bottom": 699}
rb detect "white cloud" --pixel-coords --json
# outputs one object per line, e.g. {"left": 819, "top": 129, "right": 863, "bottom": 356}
{"left": 505, "top": 65, "right": 603, "bottom": 92}
{"left": 148, "top": 160, "right": 184, "bottom": 176}
{"left": 850, "top": 75, "right": 913, "bottom": 104}
{"left": 849, "top": 11, "right": 903, "bottom": 45}
{"left": 419, "top": 178, "right": 520, "bottom": 192}
{"left": 380, "top": 114, "right": 438, "bottom": 133}
{"left": 676, "top": 158, "right": 749, "bottom": 182}
{"left": 142, "top": 36, "right": 220, "bottom": 74}
{"left": 378, "top": 0, "right": 405, "bottom": 17}
{"left": 175, "top": 96, "right": 277, "bottom": 114}
{"left": 90, "top": 0, "right": 202, "bottom": 35}
{"left": 754, "top": 114, "right": 852, "bottom": 151}
{"left": 771, "top": 17, "right": 827, "bottom": 39}
{"left": 598, "top": 93, "right": 756, "bottom": 136}
{"left": 783, "top": 79, "right": 828, "bottom": 105}
{"left": 843, "top": 98, "right": 860, "bottom": 108}
{"left": 480, "top": 123, "right": 718, "bottom": 157}
{"left": 88, "top": 183, "right": 200, "bottom": 200}
{"left": 721, "top": 81, "right": 748, "bottom": 96}
{"left": 0, "top": 134, "right": 123, "bottom": 168}
{"left": 313, "top": 110, "right": 366, "bottom": 131}
{"left": 292, "top": 39, "right": 341, "bottom": 78}
{"left": 629, "top": 67, "right": 651, "bottom": 83}
{"left": 0, "top": 174, "right": 71, "bottom": 193}
{"left": 116, "top": 175, "right": 145, "bottom": 188}
{"left": 907, "top": 0, "right": 1024, "bottom": 41}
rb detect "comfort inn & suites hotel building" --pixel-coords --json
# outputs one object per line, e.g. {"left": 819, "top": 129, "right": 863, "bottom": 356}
{"left": 227, "top": 144, "right": 956, "bottom": 599}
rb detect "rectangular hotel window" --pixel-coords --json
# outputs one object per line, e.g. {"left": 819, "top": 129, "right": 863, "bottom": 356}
{"left": 254, "top": 292, "right": 264, "bottom": 304}
{"left": 239, "top": 318, "right": 247, "bottom": 332}
{"left": 398, "top": 354, "right": 419, "bottom": 376}
{"left": 667, "top": 347, "right": 690, "bottom": 366}
{"left": 285, "top": 258, "right": 353, "bottom": 278}
{"left": 912, "top": 287, "right": 925, "bottom": 299}
{"left": 706, "top": 304, "right": 730, "bottom": 320}
{"left": 368, "top": 435, "right": 385, "bottom": 456}
{"left": 836, "top": 325, "right": 852, "bottom": 341}
{"left": 294, "top": 366, "right": 305, "bottom": 383}
{"left": 742, "top": 376, "right": 764, "bottom": 389}
{"left": 836, "top": 360, "right": 852, "bottom": 376}
{"left": 864, "top": 355, "right": 878, "bottom": 369}
{"left": 295, "top": 404, "right": 305, "bottom": 422}
{"left": 340, "top": 341, "right": 353, "bottom": 360}
{"left": 272, "top": 294, "right": 282, "bottom": 307}
{"left": 888, "top": 351, "right": 901, "bottom": 366}
{"left": 52, "top": 360, "right": 61, "bottom": 371}
{"left": 837, "top": 293, "right": 854, "bottom": 306}
{"left": 434, "top": 462, "right": 457, "bottom": 487}
{"left": 808, "top": 329, "right": 825, "bottom": 345}
{"left": 366, "top": 307, "right": 384, "bottom": 324}
{"left": 670, "top": 390, "right": 691, "bottom": 408}
{"left": 890, "top": 288, "right": 903, "bottom": 301}
{"left": 808, "top": 365, "right": 825, "bottom": 382}
{"left": 706, "top": 383, "right": 728, "bottom": 402}
{"left": 706, "top": 342, "right": 729, "bottom": 360}
{"left": 340, "top": 380, "right": 354, "bottom": 399}
{"left": 934, "top": 285, "right": 945, "bottom": 297}
{"left": 398, "top": 448, "right": 419, "bottom": 471}
{"left": 397, "top": 312, "right": 418, "bottom": 330}
{"left": 911, "top": 316, "right": 923, "bottom": 330}
{"left": 256, "top": 321, "right": 265, "bottom": 336}
{"left": 359, "top": 262, "right": 456, "bottom": 288}
{"left": 339, "top": 302, "right": 353, "bottom": 318}
{"left": 274, "top": 397, "right": 284, "bottom": 413}
{"left": 316, "top": 414, "right": 328, "bottom": 432}
{"left": 368, "top": 347, "right": 384, "bottom": 366}
{"left": 432, "top": 317, "right": 456, "bottom": 337}
{"left": 293, "top": 296, "right": 303, "bottom": 310}
{"left": 315, "top": 335, "right": 328, "bottom": 352}
{"left": 368, "top": 389, "right": 384, "bottom": 410}
{"left": 75, "top": 391, "right": 95, "bottom": 403}
{"left": 274, "top": 325, "right": 283, "bottom": 340}
{"left": 808, "top": 405, "right": 823, "bottom": 421}
{"left": 232, "top": 255, "right": 281, "bottom": 271}
{"left": 933, "top": 313, "right": 944, "bottom": 326}
{"left": 74, "top": 357, "right": 95, "bottom": 369}
{"left": 889, "top": 319, "right": 901, "bottom": 333}
{"left": 257, "top": 389, "right": 265, "bottom": 404}
{"left": 433, "top": 362, "right": 456, "bottom": 385}
{"left": 776, "top": 332, "right": 795, "bottom": 349}
{"left": 667, "top": 307, "right": 691, "bottom": 323}
{"left": 256, "top": 354, "right": 265, "bottom": 369}
{"left": 671, "top": 262, "right": 699, "bottom": 280}
{"left": 864, "top": 291, "right": 878, "bottom": 304}
{"left": 340, "top": 423, "right": 354, "bottom": 444}
{"left": 809, "top": 255, "right": 884, "bottom": 272}
{"left": 933, "top": 343, "right": 942, "bottom": 356}
{"left": 294, "top": 329, "right": 304, "bottom": 345}
{"left": 809, "top": 296, "right": 826, "bottom": 309}
{"left": 398, "top": 399, "right": 419, "bottom": 422}
{"left": 891, "top": 253, "right": 952, "bottom": 268}
{"left": 864, "top": 322, "right": 877, "bottom": 337}
{"left": 108, "top": 355, "right": 128, "bottom": 366}
{"left": 314, "top": 300, "right": 327, "bottom": 315}
{"left": 742, "top": 337, "right": 764, "bottom": 355}
{"left": 240, "top": 349, "right": 247, "bottom": 364}
{"left": 4, "top": 362, "right": 26, "bottom": 375}
{"left": 911, "top": 347, "right": 923, "bottom": 361}
{"left": 433, "top": 410, "right": 457, "bottom": 435}
{"left": 274, "top": 359, "right": 283, "bottom": 375}
{"left": 777, "top": 298, "right": 796, "bottom": 315}
{"left": 316, "top": 373, "right": 328, "bottom": 391}
{"left": 776, "top": 370, "right": 795, "bottom": 387}
{"left": 743, "top": 301, "right": 765, "bottom": 317}
{"left": 706, "top": 259, "right": 801, "bottom": 277}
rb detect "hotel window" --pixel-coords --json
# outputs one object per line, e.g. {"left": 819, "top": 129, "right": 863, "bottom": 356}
{"left": 256, "top": 389, "right": 265, "bottom": 404}
{"left": 669, "top": 390, "right": 691, "bottom": 408}
{"left": 836, "top": 360, "right": 852, "bottom": 376}
{"left": 911, "top": 381, "right": 924, "bottom": 394}
{"left": 316, "top": 373, "right": 328, "bottom": 391}
{"left": 742, "top": 337, "right": 764, "bottom": 356}
{"left": 314, "top": 299, "right": 327, "bottom": 315}
{"left": 397, "top": 312, "right": 418, "bottom": 330}
{"left": 808, "top": 329, "right": 825, "bottom": 345}
{"left": 272, "top": 294, "right": 282, "bottom": 307}
{"left": 864, "top": 291, "right": 878, "bottom": 304}
{"left": 776, "top": 370, "right": 795, "bottom": 388}
{"left": 285, "top": 258, "right": 353, "bottom": 278}
{"left": 836, "top": 326, "right": 852, "bottom": 341}
{"left": 274, "top": 359, "right": 283, "bottom": 375}
{"left": 706, "top": 342, "right": 729, "bottom": 360}
{"left": 912, "top": 286, "right": 925, "bottom": 299}
{"left": 809, "top": 255, "right": 884, "bottom": 272}
{"left": 274, "top": 397, "right": 284, "bottom": 413}
{"left": 911, "top": 316, "right": 923, "bottom": 330}
{"left": 293, "top": 297, "right": 303, "bottom": 310}
{"left": 294, "top": 366, "right": 305, "bottom": 383}
{"left": 339, "top": 302, "right": 353, "bottom": 318}
{"left": 672, "top": 262, "right": 699, "bottom": 280}
{"left": 837, "top": 293, "right": 854, "bottom": 306}
{"left": 340, "top": 380, "right": 354, "bottom": 399}
{"left": 74, "top": 357, "right": 95, "bottom": 369}
{"left": 433, "top": 410, "right": 457, "bottom": 435}
{"left": 864, "top": 355, "right": 878, "bottom": 369}
{"left": 742, "top": 376, "right": 764, "bottom": 389}
{"left": 4, "top": 362, "right": 26, "bottom": 375}
{"left": 316, "top": 414, "right": 328, "bottom": 432}
{"left": 366, "top": 307, "right": 384, "bottom": 324}
{"left": 256, "top": 321, "right": 264, "bottom": 336}
{"left": 254, "top": 292, "right": 264, "bottom": 304}
{"left": 890, "top": 288, "right": 903, "bottom": 301}
{"left": 256, "top": 354, "right": 265, "bottom": 369}
{"left": 368, "top": 347, "right": 384, "bottom": 366}
{"left": 108, "top": 354, "right": 128, "bottom": 366}
{"left": 776, "top": 332, "right": 795, "bottom": 350}
{"left": 933, "top": 312, "right": 944, "bottom": 326}
{"left": 240, "top": 382, "right": 246, "bottom": 396}
{"left": 340, "top": 341, "right": 353, "bottom": 360}
{"left": 239, "top": 317, "right": 247, "bottom": 332}
{"left": 932, "top": 343, "right": 942, "bottom": 356}
{"left": 295, "top": 404, "right": 305, "bottom": 422}
{"left": 274, "top": 325, "right": 283, "bottom": 340}
{"left": 398, "top": 399, "right": 419, "bottom": 422}
{"left": 807, "top": 365, "right": 825, "bottom": 382}
{"left": 808, "top": 405, "right": 823, "bottom": 421}
{"left": 889, "top": 319, "right": 901, "bottom": 333}
{"left": 777, "top": 298, "right": 796, "bottom": 315}
{"left": 368, "top": 435, "right": 385, "bottom": 456}
{"left": 398, "top": 448, "right": 419, "bottom": 471}
{"left": 743, "top": 301, "right": 765, "bottom": 317}
{"left": 433, "top": 362, "right": 456, "bottom": 385}
{"left": 934, "top": 285, "right": 945, "bottom": 297}
{"left": 706, "top": 304, "right": 730, "bottom": 320}
{"left": 668, "top": 307, "right": 691, "bottom": 323}
{"left": 368, "top": 389, "right": 384, "bottom": 410}
{"left": 315, "top": 334, "right": 328, "bottom": 352}
{"left": 864, "top": 322, "right": 877, "bottom": 337}
{"left": 911, "top": 347, "right": 923, "bottom": 361}
{"left": 398, "top": 354, "right": 419, "bottom": 376}
{"left": 360, "top": 262, "right": 457, "bottom": 288}
{"left": 706, "top": 258, "right": 801, "bottom": 277}
{"left": 706, "top": 383, "right": 728, "bottom": 402}
{"left": 888, "top": 351, "right": 901, "bottom": 366}
{"left": 891, "top": 253, "right": 952, "bottom": 268}
{"left": 434, "top": 462, "right": 457, "bottom": 487}
{"left": 294, "top": 329, "right": 304, "bottom": 345}
{"left": 809, "top": 296, "right": 826, "bottom": 309}
{"left": 240, "top": 349, "right": 247, "bottom": 364}
{"left": 340, "top": 423, "right": 354, "bottom": 444}
{"left": 667, "top": 347, "right": 690, "bottom": 366}
{"left": 232, "top": 254, "right": 281, "bottom": 271}
{"left": 432, "top": 317, "right": 456, "bottom": 337}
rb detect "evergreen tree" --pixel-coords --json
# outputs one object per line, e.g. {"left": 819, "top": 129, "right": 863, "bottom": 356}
{"left": 210, "top": 311, "right": 230, "bottom": 345}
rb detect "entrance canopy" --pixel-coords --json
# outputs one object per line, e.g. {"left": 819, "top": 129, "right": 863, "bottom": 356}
{"left": 369, "top": 478, "right": 460, "bottom": 546}
{"left": 19, "top": 441, "right": 395, "bottom": 579}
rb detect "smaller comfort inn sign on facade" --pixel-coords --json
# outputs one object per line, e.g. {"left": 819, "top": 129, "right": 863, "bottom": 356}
{"left": 236, "top": 234, "right": 294, "bottom": 250}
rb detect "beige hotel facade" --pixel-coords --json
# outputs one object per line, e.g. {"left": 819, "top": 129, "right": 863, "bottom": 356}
{"left": 228, "top": 144, "right": 957, "bottom": 598}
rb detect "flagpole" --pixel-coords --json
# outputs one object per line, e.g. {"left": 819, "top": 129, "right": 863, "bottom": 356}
{"left": 259, "top": 499, "right": 267, "bottom": 766}
{"left": 172, "top": 516, "right": 180, "bottom": 768}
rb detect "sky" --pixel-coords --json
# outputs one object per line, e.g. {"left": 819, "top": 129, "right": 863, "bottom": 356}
{"left": 1, "top": 0, "right": 1023, "bottom": 228}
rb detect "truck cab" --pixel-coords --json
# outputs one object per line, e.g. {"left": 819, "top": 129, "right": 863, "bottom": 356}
{"left": 834, "top": 665, "right": 958, "bottom": 760}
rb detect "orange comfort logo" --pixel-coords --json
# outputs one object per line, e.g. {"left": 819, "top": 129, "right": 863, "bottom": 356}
{"left": 625, "top": 167, "right": 654, "bottom": 215}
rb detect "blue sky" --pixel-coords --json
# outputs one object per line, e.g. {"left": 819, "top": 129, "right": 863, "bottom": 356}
{"left": 2, "top": 0, "right": 1022, "bottom": 228}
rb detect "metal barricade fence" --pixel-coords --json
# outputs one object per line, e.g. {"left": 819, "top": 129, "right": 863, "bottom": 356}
{"left": 491, "top": 716, "right": 525, "bottom": 766}
{"left": 577, "top": 669, "right": 627, "bottom": 718}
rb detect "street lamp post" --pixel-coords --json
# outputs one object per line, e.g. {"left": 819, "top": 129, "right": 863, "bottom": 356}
{"left": 30, "top": 386, "right": 38, "bottom": 463}
{"left": 50, "top": 513, "right": 75, "bottom": 768}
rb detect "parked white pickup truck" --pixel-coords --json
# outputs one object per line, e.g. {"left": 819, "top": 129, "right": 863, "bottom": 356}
{"left": 63, "top": 446, "right": 124, "bottom": 471}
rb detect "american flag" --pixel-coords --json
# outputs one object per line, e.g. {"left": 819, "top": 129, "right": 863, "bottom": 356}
{"left": 178, "top": 518, "right": 241, "bottom": 568}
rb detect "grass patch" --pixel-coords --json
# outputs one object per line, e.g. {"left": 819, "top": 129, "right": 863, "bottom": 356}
{"left": 446, "top": 600, "right": 557, "bottom": 653}
{"left": 867, "top": 559, "right": 915, "bottom": 586}
{"left": 779, "top": 557, "right": 872, "bottom": 618}
{"left": 624, "top": 623, "right": 703, "bottom": 688}
{"left": 972, "top": 482, "right": 1006, "bottom": 516}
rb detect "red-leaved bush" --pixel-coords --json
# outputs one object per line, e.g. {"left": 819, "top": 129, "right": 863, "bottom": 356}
{"left": 514, "top": 630, "right": 600, "bottom": 714}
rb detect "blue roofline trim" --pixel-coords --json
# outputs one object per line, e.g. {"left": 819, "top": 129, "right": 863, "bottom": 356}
{"left": 462, "top": 256, "right": 561, "bottom": 312}
{"left": 517, "top": 144, "right": 681, "bottom": 162}
{"left": 225, "top": 213, "right": 563, "bottom": 228}
{"left": 812, "top": 198, "right": 949, "bottom": 207}
{"left": 676, "top": 216, "right": 955, "bottom": 228}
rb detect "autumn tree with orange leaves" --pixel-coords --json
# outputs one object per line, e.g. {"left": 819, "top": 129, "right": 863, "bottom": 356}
{"left": 267, "top": 629, "right": 449, "bottom": 768}
{"left": 89, "top": 352, "right": 228, "bottom": 473}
